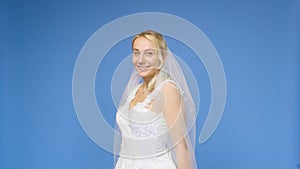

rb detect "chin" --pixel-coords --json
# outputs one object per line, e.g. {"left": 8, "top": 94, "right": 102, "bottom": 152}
{"left": 137, "top": 70, "right": 156, "bottom": 78}
{"left": 138, "top": 71, "right": 151, "bottom": 78}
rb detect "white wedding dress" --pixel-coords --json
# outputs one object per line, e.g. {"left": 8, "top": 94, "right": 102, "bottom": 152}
{"left": 114, "top": 80, "right": 178, "bottom": 169}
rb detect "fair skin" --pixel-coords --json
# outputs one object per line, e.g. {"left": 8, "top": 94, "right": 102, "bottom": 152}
{"left": 162, "top": 83, "right": 193, "bottom": 169}
{"left": 130, "top": 37, "right": 160, "bottom": 108}
{"left": 130, "top": 37, "right": 193, "bottom": 169}
{"left": 132, "top": 37, "right": 160, "bottom": 82}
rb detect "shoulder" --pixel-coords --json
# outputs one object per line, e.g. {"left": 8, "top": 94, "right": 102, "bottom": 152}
{"left": 157, "top": 79, "right": 182, "bottom": 96}
{"left": 158, "top": 80, "right": 182, "bottom": 103}
{"left": 159, "top": 80, "right": 182, "bottom": 119}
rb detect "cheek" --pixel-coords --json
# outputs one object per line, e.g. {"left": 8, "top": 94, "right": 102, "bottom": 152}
{"left": 146, "top": 56, "right": 160, "bottom": 67}
{"left": 132, "top": 56, "right": 137, "bottom": 65}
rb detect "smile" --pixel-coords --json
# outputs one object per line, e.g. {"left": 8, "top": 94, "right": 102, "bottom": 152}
{"left": 136, "top": 65, "right": 150, "bottom": 71}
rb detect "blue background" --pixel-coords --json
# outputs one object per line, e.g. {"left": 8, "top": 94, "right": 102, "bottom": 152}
{"left": 1, "top": 0, "right": 299, "bottom": 169}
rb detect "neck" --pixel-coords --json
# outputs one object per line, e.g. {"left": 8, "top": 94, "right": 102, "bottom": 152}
{"left": 142, "top": 69, "right": 159, "bottom": 87}
{"left": 143, "top": 76, "right": 151, "bottom": 84}
{"left": 142, "top": 77, "right": 151, "bottom": 90}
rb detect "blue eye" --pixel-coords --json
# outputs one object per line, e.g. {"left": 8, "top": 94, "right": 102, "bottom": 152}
{"left": 145, "top": 51, "right": 153, "bottom": 57}
{"left": 133, "top": 49, "right": 156, "bottom": 57}
{"left": 133, "top": 51, "right": 140, "bottom": 56}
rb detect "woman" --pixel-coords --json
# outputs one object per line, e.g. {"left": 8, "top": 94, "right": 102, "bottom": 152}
{"left": 114, "top": 30, "right": 197, "bottom": 169}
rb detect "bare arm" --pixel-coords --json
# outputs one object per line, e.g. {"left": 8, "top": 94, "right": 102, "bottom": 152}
{"left": 162, "top": 82, "right": 193, "bottom": 169}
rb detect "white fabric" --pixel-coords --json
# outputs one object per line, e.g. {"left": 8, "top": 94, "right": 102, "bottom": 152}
{"left": 115, "top": 80, "right": 178, "bottom": 169}
{"left": 115, "top": 151, "right": 177, "bottom": 169}
{"left": 114, "top": 48, "right": 197, "bottom": 169}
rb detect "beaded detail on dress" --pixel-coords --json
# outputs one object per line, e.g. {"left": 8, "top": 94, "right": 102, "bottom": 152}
{"left": 115, "top": 79, "right": 178, "bottom": 169}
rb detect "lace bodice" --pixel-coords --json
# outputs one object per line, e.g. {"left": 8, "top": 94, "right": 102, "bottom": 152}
{"left": 116, "top": 80, "right": 177, "bottom": 158}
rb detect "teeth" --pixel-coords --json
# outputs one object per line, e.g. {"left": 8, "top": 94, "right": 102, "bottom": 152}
{"left": 137, "top": 66, "right": 149, "bottom": 71}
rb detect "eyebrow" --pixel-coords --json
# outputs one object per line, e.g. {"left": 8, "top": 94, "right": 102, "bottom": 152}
{"left": 132, "top": 48, "right": 156, "bottom": 51}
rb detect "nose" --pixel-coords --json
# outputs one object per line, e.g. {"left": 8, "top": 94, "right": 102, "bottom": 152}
{"left": 137, "top": 54, "right": 145, "bottom": 64}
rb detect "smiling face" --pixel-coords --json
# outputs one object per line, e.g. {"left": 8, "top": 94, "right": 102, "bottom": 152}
{"left": 132, "top": 37, "right": 161, "bottom": 80}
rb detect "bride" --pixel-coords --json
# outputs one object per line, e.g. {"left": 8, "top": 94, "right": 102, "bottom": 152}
{"left": 114, "top": 30, "right": 197, "bottom": 169}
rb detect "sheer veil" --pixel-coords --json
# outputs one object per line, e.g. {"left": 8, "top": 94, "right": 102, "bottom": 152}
{"left": 114, "top": 47, "right": 198, "bottom": 169}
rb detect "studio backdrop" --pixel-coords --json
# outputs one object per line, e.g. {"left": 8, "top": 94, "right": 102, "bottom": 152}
{"left": 1, "top": 0, "right": 299, "bottom": 169}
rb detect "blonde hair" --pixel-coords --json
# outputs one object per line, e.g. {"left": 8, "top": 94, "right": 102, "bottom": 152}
{"left": 132, "top": 30, "right": 168, "bottom": 92}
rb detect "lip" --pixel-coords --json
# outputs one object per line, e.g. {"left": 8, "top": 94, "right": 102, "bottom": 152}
{"left": 136, "top": 65, "right": 150, "bottom": 72}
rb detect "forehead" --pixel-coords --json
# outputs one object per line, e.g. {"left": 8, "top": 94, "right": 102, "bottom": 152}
{"left": 132, "top": 37, "right": 155, "bottom": 50}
